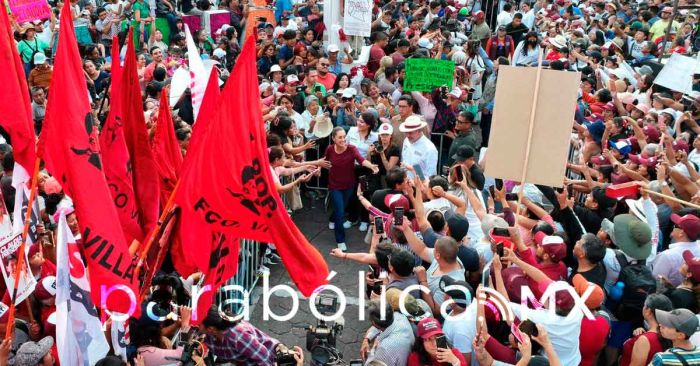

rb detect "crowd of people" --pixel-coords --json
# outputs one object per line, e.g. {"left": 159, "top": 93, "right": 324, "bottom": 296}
{"left": 3, "top": 0, "right": 700, "bottom": 363}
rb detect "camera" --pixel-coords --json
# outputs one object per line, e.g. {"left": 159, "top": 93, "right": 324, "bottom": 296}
{"left": 166, "top": 328, "right": 214, "bottom": 366}
{"left": 304, "top": 295, "right": 344, "bottom": 365}
{"left": 275, "top": 344, "right": 298, "bottom": 366}
{"left": 373, "top": 141, "right": 383, "bottom": 153}
{"left": 296, "top": 85, "right": 305, "bottom": 93}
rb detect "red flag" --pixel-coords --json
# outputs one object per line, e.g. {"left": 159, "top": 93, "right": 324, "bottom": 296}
{"left": 192, "top": 233, "right": 240, "bottom": 324}
{"left": 39, "top": 5, "right": 139, "bottom": 315}
{"left": 175, "top": 36, "right": 328, "bottom": 296}
{"left": 100, "top": 30, "right": 144, "bottom": 244}
{"left": 152, "top": 90, "right": 182, "bottom": 204}
{"left": 0, "top": 4, "right": 36, "bottom": 185}
{"left": 192, "top": 67, "right": 220, "bottom": 132}
{"left": 121, "top": 30, "right": 160, "bottom": 239}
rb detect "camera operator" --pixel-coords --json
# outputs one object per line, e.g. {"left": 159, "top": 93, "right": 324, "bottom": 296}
{"left": 131, "top": 304, "right": 192, "bottom": 365}
{"left": 199, "top": 305, "right": 299, "bottom": 365}
{"left": 361, "top": 301, "right": 414, "bottom": 366}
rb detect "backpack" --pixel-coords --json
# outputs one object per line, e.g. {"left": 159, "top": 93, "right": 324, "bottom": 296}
{"left": 614, "top": 250, "right": 655, "bottom": 325}
{"left": 21, "top": 39, "right": 40, "bottom": 68}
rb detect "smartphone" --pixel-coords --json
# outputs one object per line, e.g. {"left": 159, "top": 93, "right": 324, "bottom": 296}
{"left": 481, "top": 265, "right": 491, "bottom": 287}
{"left": 436, "top": 335, "right": 448, "bottom": 349}
{"left": 314, "top": 85, "right": 322, "bottom": 92}
{"left": 412, "top": 164, "right": 425, "bottom": 180}
{"left": 454, "top": 165, "right": 464, "bottom": 181}
{"left": 358, "top": 175, "right": 368, "bottom": 191}
{"left": 492, "top": 227, "right": 510, "bottom": 237}
{"left": 374, "top": 216, "right": 384, "bottom": 234}
{"left": 519, "top": 319, "right": 539, "bottom": 338}
{"left": 349, "top": 361, "right": 363, "bottom": 366}
{"left": 496, "top": 243, "right": 504, "bottom": 257}
{"left": 441, "top": 165, "right": 450, "bottom": 176}
{"left": 495, "top": 178, "right": 503, "bottom": 190}
{"left": 394, "top": 207, "right": 404, "bottom": 226}
{"left": 505, "top": 193, "right": 518, "bottom": 201}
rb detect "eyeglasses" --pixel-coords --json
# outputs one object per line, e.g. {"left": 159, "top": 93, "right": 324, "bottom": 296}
{"left": 320, "top": 63, "right": 330, "bottom": 66}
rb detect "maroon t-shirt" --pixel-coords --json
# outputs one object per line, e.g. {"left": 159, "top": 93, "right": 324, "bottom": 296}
{"left": 324, "top": 145, "right": 365, "bottom": 190}
{"left": 367, "top": 44, "right": 386, "bottom": 78}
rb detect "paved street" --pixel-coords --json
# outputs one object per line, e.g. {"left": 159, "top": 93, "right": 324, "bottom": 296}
{"left": 249, "top": 195, "right": 370, "bottom": 364}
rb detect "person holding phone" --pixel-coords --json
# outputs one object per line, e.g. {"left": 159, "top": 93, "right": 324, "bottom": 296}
{"left": 407, "top": 317, "right": 466, "bottom": 366}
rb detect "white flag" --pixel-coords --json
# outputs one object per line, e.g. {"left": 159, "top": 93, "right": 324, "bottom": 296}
{"left": 56, "top": 213, "right": 109, "bottom": 366}
{"left": 111, "top": 315, "right": 129, "bottom": 361}
{"left": 185, "top": 24, "right": 209, "bottom": 120}
{"left": 12, "top": 185, "right": 40, "bottom": 248}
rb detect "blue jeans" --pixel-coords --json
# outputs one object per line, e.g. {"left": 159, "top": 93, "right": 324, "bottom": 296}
{"left": 329, "top": 188, "right": 354, "bottom": 244}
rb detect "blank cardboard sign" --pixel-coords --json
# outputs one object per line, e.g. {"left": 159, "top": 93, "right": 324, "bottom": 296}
{"left": 484, "top": 66, "right": 580, "bottom": 188}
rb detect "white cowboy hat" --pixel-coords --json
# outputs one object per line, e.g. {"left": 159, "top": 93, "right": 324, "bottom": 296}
{"left": 399, "top": 115, "right": 428, "bottom": 133}
{"left": 549, "top": 35, "right": 568, "bottom": 49}
{"left": 314, "top": 115, "right": 333, "bottom": 138}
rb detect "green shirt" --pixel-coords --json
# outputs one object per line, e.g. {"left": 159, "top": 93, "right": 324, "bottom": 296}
{"left": 17, "top": 38, "right": 49, "bottom": 64}
{"left": 132, "top": 0, "right": 150, "bottom": 19}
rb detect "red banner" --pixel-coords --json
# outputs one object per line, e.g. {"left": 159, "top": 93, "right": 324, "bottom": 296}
{"left": 39, "top": 6, "right": 139, "bottom": 315}
{"left": 152, "top": 90, "right": 182, "bottom": 205}
{"left": 175, "top": 36, "right": 328, "bottom": 296}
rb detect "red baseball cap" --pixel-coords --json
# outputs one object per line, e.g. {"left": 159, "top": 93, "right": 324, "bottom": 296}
{"left": 416, "top": 317, "right": 444, "bottom": 339}
{"left": 384, "top": 194, "right": 410, "bottom": 211}
{"left": 642, "top": 125, "right": 661, "bottom": 143}
{"left": 672, "top": 214, "right": 700, "bottom": 241}
{"left": 673, "top": 139, "right": 690, "bottom": 152}
{"left": 682, "top": 250, "right": 700, "bottom": 282}
{"left": 536, "top": 234, "right": 567, "bottom": 263}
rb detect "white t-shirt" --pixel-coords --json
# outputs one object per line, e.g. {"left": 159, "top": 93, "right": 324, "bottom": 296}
{"left": 346, "top": 127, "right": 378, "bottom": 159}
{"left": 443, "top": 302, "right": 477, "bottom": 355}
{"left": 402, "top": 136, "right": 438, "bottom": 177}
{"left": 496, "top": 11, "right": 513, "bottom": 27}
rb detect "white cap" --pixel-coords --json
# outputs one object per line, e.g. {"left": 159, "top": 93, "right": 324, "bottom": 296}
{"left": 417, "top": 38, "right": 434, "bottom": 49}
{"left": 661, "top": 108, "right": 679, "bottom": 121}
{"left": 378, "top": 123, "right": 394, "bottom": 135}
{"left": 259, "top": 82, "right": 272, "bottom": 93}
{"left": 33, "top": 52, "right": 47, "bottom": 65}
{"left": 328, "top": 44, "right": 340, "bottom": 53}
{"left": 269, "top": 64, "right": 282, "bottom": 73}
{"left": 212, "top": 48, "right": 226, "bottom": 58}
{"left": 449, "top": 87, "right": 462, "bottom": 99}
{"left": 216, "top": 24, "right": 231, "bottom": 35}
{"left": 341, "top": 88, "right": 356, "bottom": 98}
{"left": 287, "top": 74, "right": 300, "bottom": 84}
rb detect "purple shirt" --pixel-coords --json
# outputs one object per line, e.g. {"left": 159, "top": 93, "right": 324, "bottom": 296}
{"left": 324, "top": 144, "right": 365, "bottom": 190}
{"left": 204, "top": 321, "right": 279, "bottom": 365}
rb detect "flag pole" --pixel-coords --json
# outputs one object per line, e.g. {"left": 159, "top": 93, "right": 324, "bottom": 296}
{"left": 4, "top": 156, "right": 41, "bottom": 340}
{"left": 133, "top": 181, "right": 180, "bottom": 281}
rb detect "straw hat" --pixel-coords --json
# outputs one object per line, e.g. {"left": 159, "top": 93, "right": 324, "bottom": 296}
{"left": 313, "top": 114, "right": 333, "bottom": 138}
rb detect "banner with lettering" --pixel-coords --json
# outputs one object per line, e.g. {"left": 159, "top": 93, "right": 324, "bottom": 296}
{"left": 8, "top": 0, "right": 51, "bottom": 24}
{"left": 0, "top": 234, "right": 36, "bottom": 305}
{"left": 403, "top": 58, "right": 456, "bottom": 92}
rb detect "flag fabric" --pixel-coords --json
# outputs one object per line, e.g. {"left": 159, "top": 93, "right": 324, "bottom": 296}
{"left": 0, "top": 4, "right": 36, "bottom": 188}
{"left": 11, "top": 185, "right": 40, "bottom": 249}
{"left": 193, "top": 67, "right": 220, "bottom": 128}
{"left": 39, "top": 5, "right": 139, "bottom": 315}
{"left": 111, "top": 317, "right": 129, "bottom": 361}
{"left": 55, "top": 213, "right": 110, "bottom": 366}
{"left": 120, "top": 30, "right": 160, "bottom": 239}
{"left": 185, "top": 24, "right": 209, "bottom": 120}
{"left": 175, "top": 36, "right": 328, "bottom": 297}
{"left": 100, "top": 30, "right": 144, "bottom": 244}
{"left": 192, "top": 232, "right": 239, "bottom": 324}
{"left": 152, "top": 89, "right": 182, "bottom": 204}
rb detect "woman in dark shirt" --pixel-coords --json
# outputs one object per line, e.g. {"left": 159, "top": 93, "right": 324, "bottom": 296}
{"left": 370, "top": 123, "right": 401, "bottom": 187}
{"left": 323, "top": 127, "right": 378, "bottom": 251}
{"left": 664, "top": 250, "right": 700, "bottom": 313}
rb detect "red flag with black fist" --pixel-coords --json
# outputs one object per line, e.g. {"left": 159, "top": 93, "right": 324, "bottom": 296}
{"left": 39, "top": 5, "right": 139, "bottom": 316}
{"left": 175, "top": 36, "right": 328, "bottom": 297}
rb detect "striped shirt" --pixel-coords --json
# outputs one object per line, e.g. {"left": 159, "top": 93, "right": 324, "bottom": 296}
{"left": 651, "top": 346, "right": 700, "bottom": 365}
{"left": 204, "top": 321, "right": 279, "bottom": 365}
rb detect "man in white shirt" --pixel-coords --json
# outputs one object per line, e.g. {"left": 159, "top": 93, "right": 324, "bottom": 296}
{"left": 518, "top": 2, "right": 535, "bottom": 29}
{"left": 496, "top": 3, "right": 514, "bottom": 28}
{"left": 653, "top": 213, "right": 700, "bottom": 286}
{"left": 400, "top": 116, "right": 438, "bottom": 178}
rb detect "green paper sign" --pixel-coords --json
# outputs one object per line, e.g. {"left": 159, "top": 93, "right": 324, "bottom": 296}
{"left": 403, "top": 58, "right": 455, "bottom": 92}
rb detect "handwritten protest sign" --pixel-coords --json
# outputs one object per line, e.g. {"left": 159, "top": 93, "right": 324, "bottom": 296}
{"left": 343, "top": 0, "right": 372, "bottom": 37}
{"left": 654, "top": 53, "right": 698, "bottom": 95}
{"left": 8, "top": 0, "right": 51, "bottom": 24}
{"left": 403, "top": 58, "right": 455, "bottom": 92}
{"left": 0, "top": 234, "right": 37, "bottom": 305}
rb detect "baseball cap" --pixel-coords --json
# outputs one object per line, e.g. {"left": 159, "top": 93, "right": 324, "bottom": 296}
{"left": 590, "top": 154, "right": 611, "bottom": 166}
{"left": 572, "top": 274, "right": 605, "bottom": 309}
{"left": 473, "top": 10, "right": 485, "bottom": 19}
{"left": 417, "top": 38, "right": 434, "bottom": 49}
{"left": 416, "top": 317, "right": 444, "bottom": 339}
{"left": 592, "top": 186, "right": 617, "bottom": 210}
{"left": 673, "top": 139, "right": 690, "bottom": 152}
{"left": 286, "top": 74, "right": 300, "bottom": 85}
{"left": 628, "top": 154, "right": 658, "bottom": 168}
{"left": 384, "top": 194, "right": 410, "bottom": 211}
{"left": 448, "top": 87, "right": 462, "bottom": 99}
{"left": 33, "top": 53, "right": 47, "bottom": 65}
{"left": 671, "top": 214, "right": 700, "bottom": 241}
{"left": 13, "top": 337, "right": 54, "bottom": 366}
{"left": 642, "top": 125, "right": 661, "bottom": 143}
{"left": 34, "top": 276, "right": 57, "bottom": 301}
{"left": 538, "top": 235, "right": 566, "bottom": 263}
{"left": 444, "top": 209, "right": 469, "bottom": 242}
{"left": 683, "top": 250, "right": 700, "bottom": 282}
{"left": 328, "top": 44, "right": 340, "bottom": 53}
{"left": 656, "top": 308, "right": 699, "bottom": 337}
{"left": 600, "top": 218, "right": 616, "bottom": 244}
{"left": 378, "top": 123, "right": 393, "bottom": 135}
{"left": 452, "top": 146, "right": 475, "bottom": 162}
{"left": 439, "top": 275, "right": 473, "bottom": 308}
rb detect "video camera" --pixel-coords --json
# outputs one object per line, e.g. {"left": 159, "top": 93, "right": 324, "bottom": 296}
{"left": 165, "top": 328, "right": 214, "bottom": 366}
{"left": 304, "top": 295, "right": 344, "bottom": 366}
{"left": 275, "top": 344, "right": 298, "bottom": 366}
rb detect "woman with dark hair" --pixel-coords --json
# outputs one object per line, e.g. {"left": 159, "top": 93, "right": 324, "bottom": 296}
{"left": 300, "top": 28, "right": 316, "bottom": 46}
{"left": 331, "top": 72, "right": 350, "bottom": 94}
{"left": 268, "top": 113, "right": 315, "bottom": 161}
{"left": 131, "top": 306, "right": 191, "bottom": 365}
{"left": 346, "top": 112, "right": 379, "bottom": 231}
{"left": 663, "top": 250, "right": 700, "bottom": 313}
{"left": 257, "top": 43, "right": 277, "bottom": 75}
{"left": 408, "top": 318, "right": 466, "bottom": 366}
{"left": 619, "top": 293, "right": 673, "bottom": 366}
{"left": 323, "top": 127, "right": 379, "bottom": 251}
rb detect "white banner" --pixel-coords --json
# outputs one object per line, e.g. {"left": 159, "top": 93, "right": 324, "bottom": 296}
{"left": 12, "top": 185, "right": 40, "bottom": 249}
{"left": 343, "top": 0, "right": 373, "bottom": 37}
{"left": 0, "top": 233, "right": 36, "bottom": 304}
{"left": 56, "top": 213, "right": 109, "bottom": 366}
{"left": 654, "top": 53, "right": 699, "bottom": 94}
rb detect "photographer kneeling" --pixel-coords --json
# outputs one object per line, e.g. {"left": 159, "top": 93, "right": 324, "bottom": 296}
{"left": 199, "top": 305, "right": 304, "bottom": 365}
